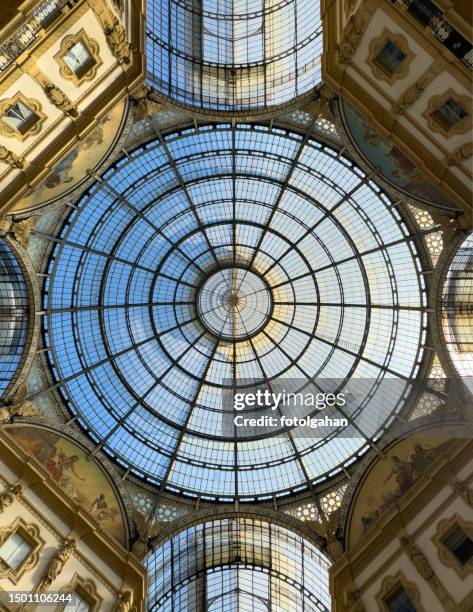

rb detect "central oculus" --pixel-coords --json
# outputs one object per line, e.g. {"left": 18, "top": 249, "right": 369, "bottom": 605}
{"left": 197, "top": 268, "right": 273, "bottom": 341}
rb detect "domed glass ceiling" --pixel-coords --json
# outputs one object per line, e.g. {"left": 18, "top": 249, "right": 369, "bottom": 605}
{"left": 147, "top": 518, "right": 331, "bottom": 611}
{"left": 146, "top": 0, "right": 322, "bottom": 111}
{"left": 0, "top": 238, "right": 29, "bottom": 398}
{"left": 44, "top": 124, "right": 428, "bottom": 501}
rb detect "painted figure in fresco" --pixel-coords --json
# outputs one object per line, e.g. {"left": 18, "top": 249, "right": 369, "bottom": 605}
{"left": 90, "top": 493, "right": 109, "bottom": 521}
{"left": 383, "top": 455, "right": 415, "bottom": 495}
{"left": 46, "top": 451, "right": 85, "bottom": 500}
{"left": 409, "top": 444, "right": 433, "bottom": 476}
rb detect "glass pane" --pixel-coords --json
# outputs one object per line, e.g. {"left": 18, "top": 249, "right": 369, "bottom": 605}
{"left": 0, "top": 532, "right": 32, "bottom": 571}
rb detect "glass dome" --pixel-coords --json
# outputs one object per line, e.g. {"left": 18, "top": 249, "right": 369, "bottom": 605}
{"left": 0, "top": 238, "right": 29, "bottom": 398}
{"left": 146, "top": 518, "right": 331, "bottom": 611}
{"left": 146, "top": 0, "right": 323, "bottom": 112}
{"left": 44, "top": 124, "right": 428, "bottom": 501}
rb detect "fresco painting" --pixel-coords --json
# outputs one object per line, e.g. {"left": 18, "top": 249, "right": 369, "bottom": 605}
{"left": 348, "top": 436, "right": 452, "bottom": 546}
{"left": 12, "top": 97, "right": 127, "bottom": 214}
{"left": 6, "top": 426, "right": 126, "bottom": 545}
{"left": 340, "top": 100, "right": 458, "bottom": 210}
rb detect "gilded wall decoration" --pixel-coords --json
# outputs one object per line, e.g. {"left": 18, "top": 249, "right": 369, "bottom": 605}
{"left": 6, "top": 427, "right": 126, "bottom": 546}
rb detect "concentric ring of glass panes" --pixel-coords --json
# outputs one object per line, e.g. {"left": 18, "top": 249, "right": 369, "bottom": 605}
{"left": 0, "top": 239, "right": 29, "bottom": 398}
{"left": 146, "top": 0, "right": 322, "bottom": 111}
{"left": 45, "top": 124, "right": 428, "bottom": 501}
{"left": 146, "top": 518, "right": 331, "bottom": 611}
{"left": 197, "top": 268, "right": 273, "bottom": 340}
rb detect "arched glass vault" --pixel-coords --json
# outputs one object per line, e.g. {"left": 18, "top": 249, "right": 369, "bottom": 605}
{"left": 441, "top": 231, "right": 473, "bottom": 386}
{"left": 0, "top": 238, "right": 29, "bottom": 398}
{"left": 146, "top": 0, "right": 323, "bottom": 112}
{"left": 146, "top": 518, "right": 331, "bottom": 611}
{"left": 43, "top": 123, "right": 429, "bottom": 502}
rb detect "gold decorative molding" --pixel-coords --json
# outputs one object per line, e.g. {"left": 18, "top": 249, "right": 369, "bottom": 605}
{"left": 99, "top": 7, "right": 131, "bottom": 65}
{"left": 433, "top": 514, "right": 473, "bottom": 580}
{"left": 0, "top": 93, "right": 46, "bottom": 141}
{"left": 400, "top": 534, "right": 456, "bottom": 610}
{"left": 57, "top": 574, "right": 103, "bottom": 611}
{"left": 338, "top": 14, "right": 368, "bottom": 64}
{"left": 345, "top": 586, "right": 365, "bottom": 611}
{"left": 0, "top": 382, "right": 39, "bottom": 420}
{"left": 115, "top": 589, "right": 133, "bottom": 612}
{"left": 35, "top": 72, "right": 78, "bottom": 117}
{"left": 375, "top": 571, "right": 425, "bottom": 612}
{"left": 0, "top": 145, "right": 24, "bottom": 169}
{"left": 0, "top": 217, "right": 38, "bottom": 249}
{"left": 392, "top": 66, "right": 439, "bottom": 115}
{"left": 367, "top": 29, "right": 414, "bottom": 84}
{"left": 37, "top": 538, "right": 77, "bottom": 592}
{"left": 445, "top": 143, "right": 473, "bottom": 168}
{"left": 0, "top": 517, "right": 44, "bottom": 584}
{"left": 422, "top": 89, "right": 472, "bottom": 138}
{"left": 0, "top": 484, "right": 22, "bottom": 515}
{"left": 54, "top": 29, "right": 102, "bottom": 86}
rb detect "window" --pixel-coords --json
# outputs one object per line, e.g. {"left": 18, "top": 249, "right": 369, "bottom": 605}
{"left": 63, "top": 41, "right": 96, "bottom": 80}
{"left": 0, "top": 93, "right": 45, "bottom": 140}
{"left": 0, "top": 532, "right": 32, "bottom": 572}
{"left": 424, "top": 90, "right": 472, "bottom": 136}
{"left": 3, "top": 101, "right": 39, "bottom": 135}
{"left": 374, "top": 41, "right": 406, "bottom": 75}
{"left": 55, "top": 30, "right": 101, "bottom": 85}
{"left": 385, "top": 586, "right": 416, "bottom": 612}
{"left": 0, "top": 519, "right": 42, "bottom": 584}
{"left": 442, "top": 525, "right": 473, "bottom": 566}
{"left": 65, "top": 591, "right": 91, "bottom": 612}
{"left": 368, "top": 30, "right": 412, "bottom": 83}
{"left": 376, "top": 573, "right": 423, "bottom": 612}
{"left": 434, "top": 515, "right": 473, "bottom": 579}
{"left": 60, "top": 576, "right": 102, "bottom": 611}
{"left": 431, "top": 98, "right": 467, "bottom": 131}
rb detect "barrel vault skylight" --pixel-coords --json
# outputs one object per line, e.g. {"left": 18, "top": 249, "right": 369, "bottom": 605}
{"left": 146, "top": 0, "right": 323, "bottom": 112}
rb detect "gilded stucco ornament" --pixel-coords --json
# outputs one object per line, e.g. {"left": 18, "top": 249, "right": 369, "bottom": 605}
{"left": 0, "top": 145, "right": 24, "bottom": 169}
{"left": 445, "top": 142, "right": 473, "bottom": 167}
{"left": 37, "top": 538, "right": 77, "bottom": 591}
{"left": 115, "top": 589, "right": 133, "bottom": 612}
{"left": 400, "top": 535, "right": 456, "bottom": 610}
{"left": 453, "top": 479, "right": 473, "bottom": 507}
{"left": 338, "top": 14, "right": 367, "bottom": 64}
{"left": 0, "top": 215, "right": 37, "bottom": 248}
{"left": 101, "top": 8, "right": 131, "bottom": 65}
{"left": 392, "top": 76, "right": 431, "bottom": 115}
{"left": 0, "top": 484, "right": 22, "bottom": 514}
{"left": 345, "top": 587, "right": 366, "bottom": 611}
{"left": 0, "top": 383, "right": 38, "bottom": 422}
{"left": 38, "top": 75, "right": 78, "bottom": 117}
